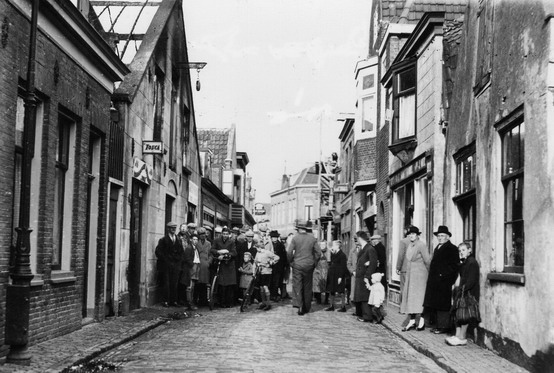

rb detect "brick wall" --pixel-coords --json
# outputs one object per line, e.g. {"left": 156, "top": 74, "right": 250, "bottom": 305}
{"left": 0, "top": 0, "right": 113, "bottom": 347}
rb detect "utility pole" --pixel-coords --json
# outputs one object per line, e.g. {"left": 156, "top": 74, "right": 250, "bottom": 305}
{"left": 5, "top": 0, "right": 39, "bottom": 365}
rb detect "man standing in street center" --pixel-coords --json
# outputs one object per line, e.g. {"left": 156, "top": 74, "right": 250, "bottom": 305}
{"left": 287, "top": 221, "right": 322, "bottom": 315}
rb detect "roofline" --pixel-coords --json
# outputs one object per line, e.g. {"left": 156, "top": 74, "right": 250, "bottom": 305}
{"left": 378, "top": 23, "right": 416, "bottom": 56}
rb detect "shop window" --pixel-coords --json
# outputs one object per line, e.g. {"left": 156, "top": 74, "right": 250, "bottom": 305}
{"left": 501, "top": 120, "right": 524, "bottom": 272}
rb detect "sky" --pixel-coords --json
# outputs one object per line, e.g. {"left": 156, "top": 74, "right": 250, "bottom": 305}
{"left": 182, "top": 0, "right": 372, "bottom": 202}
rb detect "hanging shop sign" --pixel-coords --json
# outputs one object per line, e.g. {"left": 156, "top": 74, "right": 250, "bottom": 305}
{"left": 142, "top": 141, "right": 163, "bottom": 154}
{"left": 188, "top": 180, "right": 199, "bottom": 206}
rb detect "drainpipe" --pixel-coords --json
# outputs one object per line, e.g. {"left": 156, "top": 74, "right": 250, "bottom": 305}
{"left": 5, "top": 0, "right": 39, "bottom": 365}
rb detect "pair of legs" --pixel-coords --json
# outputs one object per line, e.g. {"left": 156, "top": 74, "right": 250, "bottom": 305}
{"left": 426, "top": 307, "right": 451, "bottom": 332}
{"left": 292, "top": 267, "right": 314, "bottom": 314}
{"left": 270, "top": 271, "right": 284, "bottom": 300}
{"left": 258, "top": 274, "right": 272, "bottom": 310}
{"left": 325, "top": 292, "right": 345, "bottom": 310}
{"left": 161, "top": 267, "right": 180, "bottom": 306}
{"left": 403, "top": 313, "right": 425, "bottom": 330}
{"left": 193, "top": 282, "right": 208, "bottom": 306}
{"left": 218, "top": 284, "right": 235, "bottom": 307}
{"left": 353, "top": 301, "right": 373, "bottom": 321}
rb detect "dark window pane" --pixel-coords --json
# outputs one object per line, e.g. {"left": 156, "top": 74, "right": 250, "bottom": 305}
{"left": 399, "top": 67, "right": 416, "bottom": 92}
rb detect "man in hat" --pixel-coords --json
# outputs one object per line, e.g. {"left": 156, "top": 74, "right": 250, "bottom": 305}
{"left": 370, "top": 234, "right": 387, "bottom": 291}
{"left": 155, "top": 222, "right": 185, "bottom": 307}
{"left": 353, "top": 231, "right": 378, "bottom": 322}
{"left": 423, "top": 225, "right": 460, "bottom": 334}
{"left": 268, "top": 230, "right": 288, "bottom": 301}
{"left": 210, "top": 227, "right": 237, "bottom": 307}
{"left": 287, "top": 221, "right": 322, "bottom": 315}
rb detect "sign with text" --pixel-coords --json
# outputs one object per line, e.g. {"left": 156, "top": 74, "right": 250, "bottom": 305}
{"left": 142, "top": 141, "right": 163, "bottom": 154}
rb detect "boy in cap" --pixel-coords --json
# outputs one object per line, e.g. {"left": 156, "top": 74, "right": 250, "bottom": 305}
{"left": 365, "top": 272, "right": 385, "bottom": 323}
{"left": 254, "top": 242, "right": 280, "bottom": 310}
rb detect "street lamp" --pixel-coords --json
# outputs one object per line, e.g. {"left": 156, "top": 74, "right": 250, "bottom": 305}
{"left": 177, "top": 62, "right": 207, "bottom": 91}
{"left": 5, "top": 0, "right": 39, "bottom": 365}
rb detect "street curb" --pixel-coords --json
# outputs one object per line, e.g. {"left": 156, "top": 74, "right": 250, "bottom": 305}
{"left": 45, "top": 318, "right": 168, "bottom": 373}
{"left": 381, "top": 319, "right": 457, "bottom": 373}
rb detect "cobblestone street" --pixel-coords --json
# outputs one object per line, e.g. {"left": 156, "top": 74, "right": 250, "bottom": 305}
{"left": 97, "top": 301, "right": 444, "bottom": 372}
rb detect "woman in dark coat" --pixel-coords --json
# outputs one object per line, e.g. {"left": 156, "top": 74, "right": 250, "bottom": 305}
{"left": 325, "top": 240, "right": 349, "bottom": 312}
{"left": 193, "top": 228, "right": 212, "bottom": 306}
{"left": 353, "top": 231, "right": 378, "bottom": 322}
{"left": 446, "top": 242, "right": 480, "bottom": 346}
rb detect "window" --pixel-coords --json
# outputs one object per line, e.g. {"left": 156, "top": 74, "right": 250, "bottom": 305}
{"left": 454, "top": 147, "right": 477, "bottom": 254}
{"left": 53, "top": 112, "right": 75, "bottom": 270}
{"left": 305, "top": 205, "right": 313, "bottom": 221}
{"left": 361, "top": 95, "right": 375, "bottom": 132}
{"left": 502, "top": 121, "right": 524, "bottom": 272}
{"left": 362, "top": 74, "right": 374, "bottom": 90}
{"left": 153, "top": 68, "right": 164, "bottom": 142}
{"left": 392, "top": 67, "right": 416, "bottom": 142}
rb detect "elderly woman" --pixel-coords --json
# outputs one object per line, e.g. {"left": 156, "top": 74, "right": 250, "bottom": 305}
{"left": 401, "top": 226, "right": 430, "bottom": 331}
{"left": 193, "top": 227, "right": 212, "bottom": 307}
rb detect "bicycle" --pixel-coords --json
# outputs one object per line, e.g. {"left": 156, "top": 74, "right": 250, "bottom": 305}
{"left": 240, "top": 264, "right": 263, "bottom": 312}
{"left": 208, "top": 259, "right": 221, "bottom": 311}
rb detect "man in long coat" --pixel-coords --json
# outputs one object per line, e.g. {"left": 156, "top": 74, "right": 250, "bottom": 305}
{"left": 155, "top": 222, "right": 185, "bottom": 307}
{"left": 210, "top": 227, "right": 237, "bottom": 308}
{"left": 370, "top": 234, "right": 387, "bottom": 291}
{"left": 268, "top": 230, "right": 288, "bottom": 301}
{"left": 347, "top": 241, "right": 360, "bottom": 310}
{"left": 353, "top": 231, "right": 378, "bottom": 322}
{"left": 287, "top": 221, "right": 322, "bottom": 315}
{"left": 423, "top": 225, "right": 460, "bottom": 333}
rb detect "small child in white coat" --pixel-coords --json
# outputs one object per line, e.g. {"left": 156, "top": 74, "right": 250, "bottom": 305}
{"left": 365, "top": 272, "right": 385, "bottom": 323}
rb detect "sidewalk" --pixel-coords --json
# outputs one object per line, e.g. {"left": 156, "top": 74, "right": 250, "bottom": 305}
{"left": 380, "top": 303, "right": 529, "bottom": 373}
{"left": 0, "top": 302, "right": 530, "bottom": 373}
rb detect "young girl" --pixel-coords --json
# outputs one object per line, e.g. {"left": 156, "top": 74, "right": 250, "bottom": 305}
{"left": 238, "top": 252, "right": 254, "bottom": 300}
{"left": 366, "top": 272, "right": 385, "bottom": 323}
{"left": 446, "top": 242, "right": 480, "bottom": 346}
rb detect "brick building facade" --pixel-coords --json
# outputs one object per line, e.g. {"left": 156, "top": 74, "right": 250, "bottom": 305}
{"left": 0, "top": 0, "right": 127, "bottom": 352}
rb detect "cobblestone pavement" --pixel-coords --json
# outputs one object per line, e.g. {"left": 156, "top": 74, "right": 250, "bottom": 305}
{"left": 97, "top": 301, "right": 444, "bottom": 373}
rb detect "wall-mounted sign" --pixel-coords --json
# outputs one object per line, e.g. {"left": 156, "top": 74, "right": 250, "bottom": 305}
{"left": 142, "top": 141, "right": 163, "bottom": 154}
{"left": 188, "top": 180, "right": 199, "bottom": 206}
{"left": 133, "top": 157, "right": 153, "bottom": 185}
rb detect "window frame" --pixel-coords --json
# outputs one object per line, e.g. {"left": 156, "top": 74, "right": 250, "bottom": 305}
{"left": 392, "top": 65, "right": 417, "bottom": 143}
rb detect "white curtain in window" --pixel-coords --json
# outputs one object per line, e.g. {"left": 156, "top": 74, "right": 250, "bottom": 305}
{"left": 399, "top": 94, "right": 415, "bottom": 138}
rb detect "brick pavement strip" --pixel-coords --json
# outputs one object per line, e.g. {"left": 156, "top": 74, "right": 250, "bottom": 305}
{"left": 0, "top": 302, "right": 530, "bottom": 373}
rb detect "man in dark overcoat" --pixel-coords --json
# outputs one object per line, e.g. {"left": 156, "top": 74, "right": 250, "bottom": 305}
{"left": 155, "top": 222, "right": 185, "bottom": 307}
{"left": 178, "top": 224, "right": 195, "bottom": 309}
{"left": 423, "top": 225, "right": 460, "bottom": 333}
{"left": 370, "top": 234, "right": 387, "bottom": 291}
{"left": 287, "top": 221, "right": 322, "bottom": 315}
{"left": 210, "top": 227, "right": 237, "bottom": 307}
{"left": 353, "top": 231, "right": 378, "bottom": 322}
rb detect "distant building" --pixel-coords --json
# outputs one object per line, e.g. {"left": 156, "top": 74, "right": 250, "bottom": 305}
{"left": 270, "top": 166, "right": 320, "bottom": 237}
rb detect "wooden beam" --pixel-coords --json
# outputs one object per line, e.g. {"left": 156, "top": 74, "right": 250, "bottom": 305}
{"left": 90, "top": 1, "right": 161, "bottom": 6}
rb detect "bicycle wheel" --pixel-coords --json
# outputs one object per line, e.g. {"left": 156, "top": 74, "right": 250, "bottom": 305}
{"left": 209, "top": 275, "right": 218, "bottom": 311}
{"left": 240, "top": 277, "right": 256, "bottom": 312}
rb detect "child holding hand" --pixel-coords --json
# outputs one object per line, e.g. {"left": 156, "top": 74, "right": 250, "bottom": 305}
{"left": 365, "top": 272, "right": 385, "bottom": 323}
{"left": 238, "top": 252, "right": 254, "bottom": 300}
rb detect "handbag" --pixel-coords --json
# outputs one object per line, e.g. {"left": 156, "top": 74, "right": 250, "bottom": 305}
{"left": 454, "top": 285, "right": 481, "bottom": 324}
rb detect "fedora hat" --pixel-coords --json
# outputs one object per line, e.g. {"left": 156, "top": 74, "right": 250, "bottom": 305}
{"left": 434, "top": 225, "right": 452, "bottom": 237}
{"left": 269, "top": 230, "right": 280, "bottom": 238}
{"left": 407, "top": 226, "right": 421, "bottom": 235}
{"left": 166, "top": 221, "right": 178, "bottom": 228}
{"left": 370, "top": 234, "right": 382, "bottom": 240}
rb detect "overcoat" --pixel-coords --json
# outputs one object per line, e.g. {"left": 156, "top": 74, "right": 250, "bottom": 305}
{"left": 353, "top": 244, "right": 378, "bottom": 303}
{"left": 423, "top": 240, "right": 459, "bottom": 311}
{"left": 347, "top": 246, "right": 359, "bottom": 301}
{"left": 459, "top": 256, "right": 480, "bottom": 299}
{"left": 400, "top": 239, "right": 430, "bottom": 314}
{"left": 155, "top": 235, "right": 185, "bottom": 273}
{"left": 210, "top": 236, "right": 237, "bottom": 286}
{"left": 312, "top": 253, "right": 329, "bottom": 293}
{"left": 196, "top": 238, "right": 212, "bottom": 284}
{"left": 374, "top": 242, "right": 387, "bottom": 288}
{"left": 326, "top": 249, "right": 348, "bottom": 293}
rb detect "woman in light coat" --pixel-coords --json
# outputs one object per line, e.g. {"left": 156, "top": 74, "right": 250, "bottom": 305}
{"left": 401, "top": 226, "right": 430, "bottom": 331}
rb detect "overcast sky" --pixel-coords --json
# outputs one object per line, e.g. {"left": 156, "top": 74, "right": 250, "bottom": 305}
{"left": 182, "top": 0, "right": 372, "bottom": 202}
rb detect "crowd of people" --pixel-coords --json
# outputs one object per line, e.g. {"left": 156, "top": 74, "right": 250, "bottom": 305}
{"left": 155, "top": 220, "right": 480, "bottom": 347}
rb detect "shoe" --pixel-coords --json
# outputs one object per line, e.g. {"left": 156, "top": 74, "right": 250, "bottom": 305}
{"left": 357, "top": 317, "right": 370, "bottom": 323}
{"left": 351, "top": 312, "right": 359, "bottom": 317}
{"left": 432, "top": 328, "right": 447, "bottom": 334}
{"left": 416, "top": 324, "right": 425, "bottom": 331}
{"left": 187, "top": 305, "right": 198, "bottom": 311}
{"left": 446, "top": 336, "right": 467, "bottom": 346}
{"left": 263, "top": 304, "right": 272, "bottom": 311}
{"left": 258, "top": 304, "right": 267, "bottom": 310}
{"left": 298, "top": 310, "right": 305, "bottom": 316}
{"left": 337, "top": 307, "right": 347, "bottom": 313}
{"left": 324, "top": 306, "right": 335, "bottom": 312}
{"left": 402, "top": 320, "right": 416, "bottom": 331}
{"left": 416, "top": 318, "right": 425, "bottom": 331}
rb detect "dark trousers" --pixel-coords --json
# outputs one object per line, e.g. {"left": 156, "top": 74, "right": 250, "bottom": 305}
{"left": 427, "top": 308, "right": 452, "bottom": 329}
{"left": 218, "top": 284, "right": 235, "bottom": 307}
{"left": 292, "top": 267, "right": 315, "bottom": 313}
{"left": 354, "top": 301, "right": 372, "bottom": 321}
{"left": 270, "top": 270, "right": 284, "bottom": 298}
{"left": 193, "top": 283, "right": 208, "bottom": 306}
{"left": 161, "top": 267, "right": 181, "bottom": 304}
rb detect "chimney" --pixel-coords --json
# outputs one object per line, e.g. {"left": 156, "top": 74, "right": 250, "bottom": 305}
{"left": 281, "top": 174, "right": 290, "bottom": 189}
